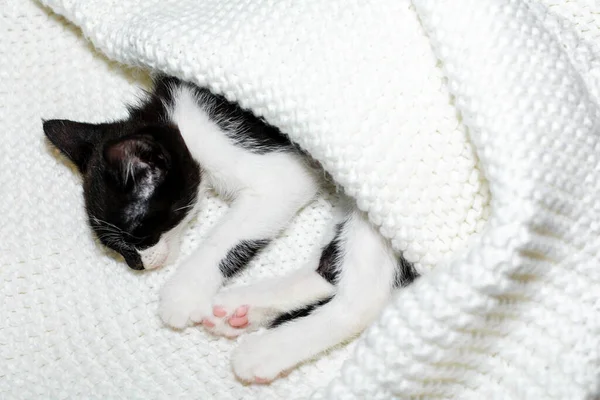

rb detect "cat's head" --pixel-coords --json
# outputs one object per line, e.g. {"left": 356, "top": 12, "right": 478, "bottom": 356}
{"left": 43, "top": 118, "right": 201, "bottom": 270}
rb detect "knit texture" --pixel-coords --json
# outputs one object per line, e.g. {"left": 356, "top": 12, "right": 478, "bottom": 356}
{"left": 1, "top": 0, "right": 598, "bottom": 398}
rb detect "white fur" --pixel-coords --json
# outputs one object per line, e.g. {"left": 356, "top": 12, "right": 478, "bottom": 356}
{"left": 154, "top": 84, "right": 398, "bottom": 383}
{"left": 203, "top": 208, "right": 344, "bottom": 337}
{"left": 231, "top": 206, "right": 397, "bottom": 382}
{"left": 158, "top": 85, "right": 320, "bottom": 328}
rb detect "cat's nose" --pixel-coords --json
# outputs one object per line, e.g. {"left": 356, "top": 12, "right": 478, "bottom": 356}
{"left": 123, "top": 252, "right": 144, "bottom": 270}
{"left": 127, "top": 260, "right": 144, "bottom": 270}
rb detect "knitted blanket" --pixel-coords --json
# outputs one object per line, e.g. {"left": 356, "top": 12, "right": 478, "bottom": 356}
{"left": 1, "top": 0, "right": 598, "bottom": 398}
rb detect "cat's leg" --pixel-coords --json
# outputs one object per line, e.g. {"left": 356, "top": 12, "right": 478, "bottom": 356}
{"left": 159, "top": 186, "right": 316, "bottom": 329}
{"left": 231, "top": 206, "right": 403, "bottom": 383}
{"left": 206, "top": 263, "right": 335, "bottom": 338}
{"left": 205, "top": 203, "right": 350, "bottom": 337}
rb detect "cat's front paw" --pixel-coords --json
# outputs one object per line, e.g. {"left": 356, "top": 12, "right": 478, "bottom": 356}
{"left": 159, "top": 277, "right": 213, "bottom": 329}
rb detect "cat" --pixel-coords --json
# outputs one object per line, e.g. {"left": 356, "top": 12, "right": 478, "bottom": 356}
{"left": 43, "top": 74, "right": 418, "bottom": 383}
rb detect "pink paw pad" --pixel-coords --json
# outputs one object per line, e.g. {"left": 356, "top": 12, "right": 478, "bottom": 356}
{"left": 228, "top": 305, "right": 249, "bottom": 328}
{"left": 202, "top": 319, "right": 215, "bottom": 328}
{"left": 212, "top": 306, "right": 227, "bottom": 318}
{"left": 254, "top": 377, "right": 270, "bottom": 384}
{"left": 235, "top": 305, "right": 249, "bottom": 317}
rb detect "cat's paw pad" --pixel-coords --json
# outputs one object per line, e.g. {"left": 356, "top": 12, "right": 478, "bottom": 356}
{"left": 159, "top": 280, "right": 211, "bottom": 329}
{"left": 203, "top": 291, "right": 277, "bottom": 338}
{"left": 226, "top": 305, "right": 250, "bottom": 328}
{"left": 217, "top": 305, "right": 250, "bottom": 329}
{"left": 231, "top": 334, "right": 289, "bottom": 383}
{"left": 200, "top": 305, "right": 250, "bottom": 338}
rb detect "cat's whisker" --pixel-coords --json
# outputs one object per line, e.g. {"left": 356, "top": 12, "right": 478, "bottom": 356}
{"left": 91, "top": 216, "right": 124, "bottom": 233}
{"left": 174, "top": 203, "right": 196, "bottom": 212}
{"left": 91, "top": 215, "right": 145, "bottom": 241}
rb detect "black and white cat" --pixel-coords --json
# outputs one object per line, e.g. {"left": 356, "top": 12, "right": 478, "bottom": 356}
{"left": 43, "top": 75, "right": 418, "bottom": 383}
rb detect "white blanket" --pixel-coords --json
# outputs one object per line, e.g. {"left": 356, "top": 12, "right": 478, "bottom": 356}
{"left": 1, "top": 0, "right": 598, "bottom": 398}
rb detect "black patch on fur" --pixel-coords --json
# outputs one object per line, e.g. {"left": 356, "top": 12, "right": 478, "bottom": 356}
{"left": 316, "top": 222, "right": 346, "bottom": 285}
{"left": 43, "top": 120, "right": 106, "bottom": 172}
{"left": 150, "top": 74, "right": 297, "bottom": 154}
{"left": 219, "top": 239, "right": 270, "bottom": 278}
{"left": 394, "top": 255, "right": 419, "bottom": 288}
{"left": 268, "top": 296, "right": 333, "bottom": 328}
{"left": 189, "top": 86, "right": 298, "bottom": 154}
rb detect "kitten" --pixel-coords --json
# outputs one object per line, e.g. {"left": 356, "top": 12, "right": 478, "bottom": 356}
{"left": 43, "top": 75, "right": 418, "bottom": 383}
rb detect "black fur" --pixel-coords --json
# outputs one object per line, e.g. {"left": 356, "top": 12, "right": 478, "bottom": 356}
{"left": 43, "top": 75, "right": 295, "bottom": 270}
{"left": 149, "top": 75, "right": 298, "bottom": 154}
{"left": 268, "top": 297, "right": 333, "bottom": 328}
{"left": 316, "top": 222, "right": 346, "bottom": 285}
{"left": 44, "top": 76, "right": 200, "bottom": 269}
{"left": 394, "top": 256, "right": 419, "bottom": 287}
{"left": 191, "top": 87, "right": 297, "bottom": 154}
{"left": 219, "top": 239, "right": 271, "bottom": 278}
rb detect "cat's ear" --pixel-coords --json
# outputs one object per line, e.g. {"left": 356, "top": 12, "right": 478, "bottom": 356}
{"left": 103, "top": 136, "right": 170, "bottom": 188}
{"left": 43, "top": 119, "right": 104, "bottom": 172}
